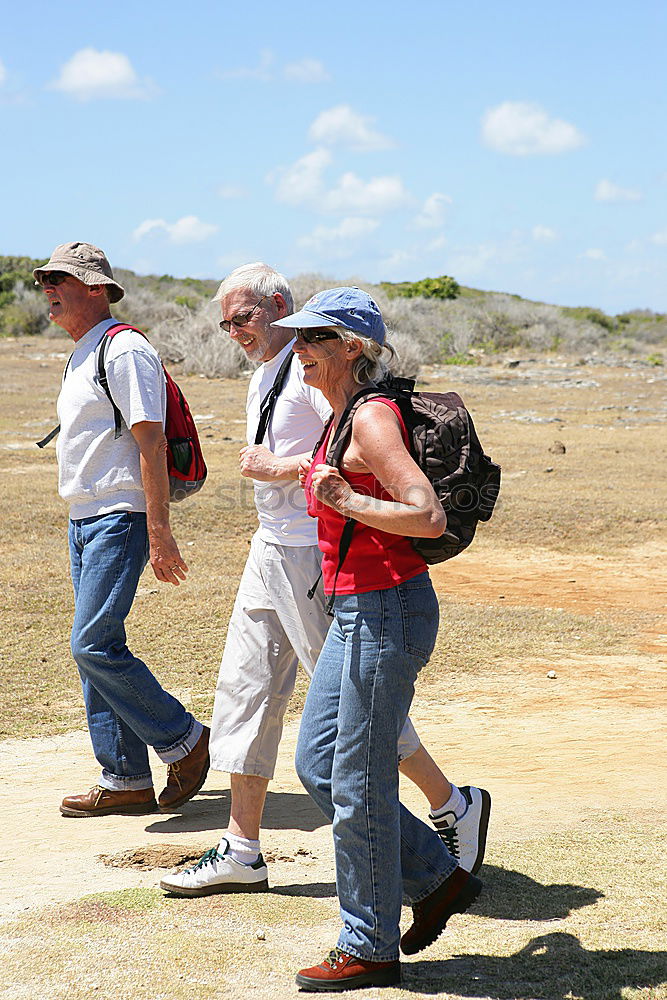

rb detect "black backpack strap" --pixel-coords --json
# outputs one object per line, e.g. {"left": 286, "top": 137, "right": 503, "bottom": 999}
{"left": 254, "top": 350, "right": 294, "bottom": 445}
{"left": 96, "top": 332, "right": 123, "bottom": 439}
{"left": 36, "top": 352, "right": 74, "bottom": 448}
{"left": 318, "top": 384, "right": 401, "bottom": 612}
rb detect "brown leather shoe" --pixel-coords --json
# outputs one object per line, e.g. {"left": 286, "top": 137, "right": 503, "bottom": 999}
{"left": 400, "top": 866, "right": 482, "bottom": 955}
{"left": 158, "top": 725, "right": 210, "bottom": 811}
{"left": 295, "top": 948, "right": 400, "bottom": 991}
{"left": 60, "top": 785, "right": 157, "bottom": 817}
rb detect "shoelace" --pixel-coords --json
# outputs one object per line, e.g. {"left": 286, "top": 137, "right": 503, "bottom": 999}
{"left": 165, "top": 761, "right": 183, "bottom": 791}
{"left": 324, "top": 947, "right": 347, "bottom": 970}
{"left": 186, "top": 848, "right": 222, "bottom": 873}
{"left": 437, "top": 825, "right": 460, "bottom": 859}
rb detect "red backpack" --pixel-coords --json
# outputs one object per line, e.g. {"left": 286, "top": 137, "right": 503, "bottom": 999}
{"left": 96, "top": 323, "right": 207, "bottom": 502}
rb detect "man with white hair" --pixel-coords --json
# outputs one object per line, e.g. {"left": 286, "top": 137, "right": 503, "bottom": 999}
{"left": 35, "top": 241, "right": 210, "bottom": 818}
{"left": 160, "top": 262, "right": 490, "bottom": 896}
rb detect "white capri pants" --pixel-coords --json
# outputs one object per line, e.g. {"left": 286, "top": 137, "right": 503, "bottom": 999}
{"left": 210, "top": 532, "right": 422, "bottom": 780}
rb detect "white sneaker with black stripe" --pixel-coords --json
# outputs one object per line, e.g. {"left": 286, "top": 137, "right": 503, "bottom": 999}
{"left": 160, "top": 840, "right": 269, "bottom": 896}
{"left": 430, "top": 785, "right": 491, "bottom": 875}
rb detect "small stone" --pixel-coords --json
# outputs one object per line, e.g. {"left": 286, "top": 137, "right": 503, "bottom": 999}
{"left": 256, "top": 930, "right": 266, "bottom": 941}
{"left": 545, "top": 467, "right": 554, "bottom": 473}
{"left": 547, "top": 670, "right": 557, "bottom": 679}
{"left": 549, "top": 440, "right": 567, "bottom": 454}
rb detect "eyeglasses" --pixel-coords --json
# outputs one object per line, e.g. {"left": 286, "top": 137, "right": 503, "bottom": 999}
{"left": 295, "top": 328, "right": 340, "bottom": 344}
{"left": 36, "top": 271, "right": 70, "bottom": 288}
{"left": 219, "top": 296, "right": 268, "bottom": 333}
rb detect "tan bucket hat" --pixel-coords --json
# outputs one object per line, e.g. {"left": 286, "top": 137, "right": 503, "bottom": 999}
{"left": 33, "top": 242, "right": 125, "bottom": 302}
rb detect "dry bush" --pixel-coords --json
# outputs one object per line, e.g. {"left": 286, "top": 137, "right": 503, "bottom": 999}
{"left": 151, "top": 301, "right": 247, "bottom": 377}
{"left": 3, "top": 281, "right": 50, "bottom": 337}
{"left": 439, "top": 294, "right": 605, "bottom": 354}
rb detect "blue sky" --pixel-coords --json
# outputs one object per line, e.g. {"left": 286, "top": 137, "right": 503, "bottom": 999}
{"left": 1, "top": 0, "right": 665, "bottom": 313}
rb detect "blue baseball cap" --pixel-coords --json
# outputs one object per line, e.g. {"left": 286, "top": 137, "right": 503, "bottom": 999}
{"left": 272, "top": 286, "right": 386, "bottom": 344}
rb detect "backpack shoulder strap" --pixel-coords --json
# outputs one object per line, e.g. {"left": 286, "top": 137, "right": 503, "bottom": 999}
{"left": 254, "top": 350, "right": 294, "bottom": 445}
{"left": 325, "top": 385, "right": 403, "bottom": 467}
{"left": 36, "top": 351, "right": 75, "bottom": 448}
{"left": 95, "top": 322, "right": 147, "bottom": 440}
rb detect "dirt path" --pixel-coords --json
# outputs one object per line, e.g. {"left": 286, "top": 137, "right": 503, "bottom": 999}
{"left": 1, "top": 547, "right": 664, "bottom": 925}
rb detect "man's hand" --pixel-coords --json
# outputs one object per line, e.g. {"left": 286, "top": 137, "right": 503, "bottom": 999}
{"left": 298, "top": 455, "right": 312, "bottom": 488}
{"left": 310, "top": 463, "right": 354, "bottom": 513}
{"left": 239, "top": 444, "right": 299, "bottom": 482}
{"left": 149, "top": 527, "right": 189, "bottom": 585}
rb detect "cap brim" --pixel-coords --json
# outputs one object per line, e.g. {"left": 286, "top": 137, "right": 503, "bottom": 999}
{"left": 272, "top": 308, "right": 339, "bottom": 329}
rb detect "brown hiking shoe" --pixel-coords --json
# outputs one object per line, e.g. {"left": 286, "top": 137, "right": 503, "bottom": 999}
{"left": 295, "top": 948, "right": 400, "bottom": 992}
{"left": 60, "top": 785, "right": 157, "bottom": 817}
{"left": 400, "top": 866, "right": 482, "bottom": 955}
{"left": 158, "top": 725, "right": 210, "bottom": 811}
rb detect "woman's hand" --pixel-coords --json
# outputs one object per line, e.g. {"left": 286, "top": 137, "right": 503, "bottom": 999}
{"left": 298, "top": 455, "right": 312, "bottom": 489}
{"left": 310, "top": 463, "right": 354, "bottom": 513}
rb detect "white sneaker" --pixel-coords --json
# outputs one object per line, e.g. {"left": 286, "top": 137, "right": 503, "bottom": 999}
{"left": 430, "top": 785, "right": 491, "bottom": 875}
{"left": 160, "top": 841, "right": 269, "bottom": 896}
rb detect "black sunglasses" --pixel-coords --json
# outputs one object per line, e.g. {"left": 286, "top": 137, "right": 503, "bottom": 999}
{"left": 36, "top": 271, "right": 70, "bottom": 287}
{"left": 296, "top": 327, "right": 341, "bottom": 344}
{"left": 219, "top": 296, "right": 268, "bottom": 333}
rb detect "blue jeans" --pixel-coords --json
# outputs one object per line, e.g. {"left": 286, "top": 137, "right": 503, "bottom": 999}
{"left": 69, "top": 512, "right": 202, "bottom": 790}
{"left": 295, "top": 572, "right": 457, "bottom": 962}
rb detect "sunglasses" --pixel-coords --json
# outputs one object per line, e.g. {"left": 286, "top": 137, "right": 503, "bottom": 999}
{"left": 296, "top": 328, "right": 340, "bottom": 344}
{"left": 36, "top": 271, "right": 70, "bottom": 287}
{"left": 219, "top": 296, "right": 268, "bottom": 333}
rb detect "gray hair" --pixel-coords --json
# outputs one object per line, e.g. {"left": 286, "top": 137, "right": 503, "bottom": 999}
{"left": 333, "top": 327, "right": 396, "bottom": 384}
{"left": 212, "top": 261, "right": 294, "bottom": 313}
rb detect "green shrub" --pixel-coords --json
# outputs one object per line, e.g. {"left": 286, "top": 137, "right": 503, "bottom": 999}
{"left": 381, "top": 275, "right": 460, "bottom": 301}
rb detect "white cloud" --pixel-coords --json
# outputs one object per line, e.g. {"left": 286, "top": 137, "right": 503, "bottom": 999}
{"left": 650, "top": 230, "right": 667, "bottom": 246}
{"left": 425, "top": 234, "right": 447, "bottom": 252}
{"left": 378, "top": 249, "right": 414, "bottom": 275}
{"left": 219, "top": 49, "right": 274, "bottom": 81}
{"left": 218, "top": 184, "right": 247, "bottom": 199}
{"left": 322, "top": 172, "right": 410, "bottom": 215}
{"left": 595, "top": 179, "right": 642, "bottom": 203}
{"left": 284, "top": 58, "right": 330, "bottom": 83}
{"left": 414, "top": 193, "right": 451, "bottom": 229}
{"left": 581, "top": 248, "right": 606, "bottom": 260}
{"left": 532, "top": 225, "right": 557, "bottom": 242}
{"left": 298, "top": 217, "right": 379, "bottom": 257}
{"left": 49, "top": 48, "right": 156, "bottom": 100}
{"left": 448, "top": 242, "right": 499, "bottom": 278}
{"left": 481, "top": 101, "right": 586, "bottom": 155}
{"left": 309, "top": 105, "right": 394, "bottom": 151}
{"left": 272, "top": 148, "right": 332, "bottom": 205}
{"left": 271, "top": 148, "right": 409, "bottom": 215}
{"left": 0, "top": 59, "right": 6, "bottom": 86}
{"left": 133, "top": 215, "right": 218, "bottom": 244}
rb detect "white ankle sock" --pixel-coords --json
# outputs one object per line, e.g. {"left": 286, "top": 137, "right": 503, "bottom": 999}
{"left": 221, "top": 832, "right": 260, "bottom": 865}
{"left": 431, "top": 784, "right": 466, "bottom": 821}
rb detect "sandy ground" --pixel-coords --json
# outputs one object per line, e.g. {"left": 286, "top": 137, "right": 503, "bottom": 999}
{"left": 2, "top": 546, "right": 665, "bottom": 924}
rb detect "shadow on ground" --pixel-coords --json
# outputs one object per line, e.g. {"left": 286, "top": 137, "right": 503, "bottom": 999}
{"left": 475, "top": 865, "right": 603, "bottom": 920}
{"left": 144, "top": 787, "right": 328, "bottom": 834}
{"left": 403, "top": 932, "right": 667, "bottom": 999}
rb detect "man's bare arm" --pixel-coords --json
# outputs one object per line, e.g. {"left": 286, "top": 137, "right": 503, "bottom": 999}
{"left": 239, "top": 444, "right": 312, "bottom": 482}
{"left": 130, "top": 420, "right": 188, "bottom": 586}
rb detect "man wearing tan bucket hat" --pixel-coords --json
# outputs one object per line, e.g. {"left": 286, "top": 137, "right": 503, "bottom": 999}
{"left": 35, "top": 242, "right": 210, "bottom": 818}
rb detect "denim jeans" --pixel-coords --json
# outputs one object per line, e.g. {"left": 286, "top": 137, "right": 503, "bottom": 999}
{"left": 295, "top": 572, "right": 457, "bottom": 962}
{"left": 69, "top": 512, "right": 201, "bottom": 790}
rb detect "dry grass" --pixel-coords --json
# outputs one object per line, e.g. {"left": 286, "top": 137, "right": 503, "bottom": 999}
{"left": 1, "top": 341, "right": 665, "bottom": 738}
{"left": 1, "top": 817, "right": 665, "bottom": 1000}
{"left": 1, "top": 337, "right": 666, "bottom": 1000}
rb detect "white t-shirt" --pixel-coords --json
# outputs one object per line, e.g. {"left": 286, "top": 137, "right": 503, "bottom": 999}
{"left": 246, "top": 339, "right": 331, "bottom": 546}
{"left": 56, "top": 318, "right": 167, "bottom": 519}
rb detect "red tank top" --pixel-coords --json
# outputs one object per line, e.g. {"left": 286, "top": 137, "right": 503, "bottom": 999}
{"left": 305, "top": 398, "right": 427, "bottom": 594}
